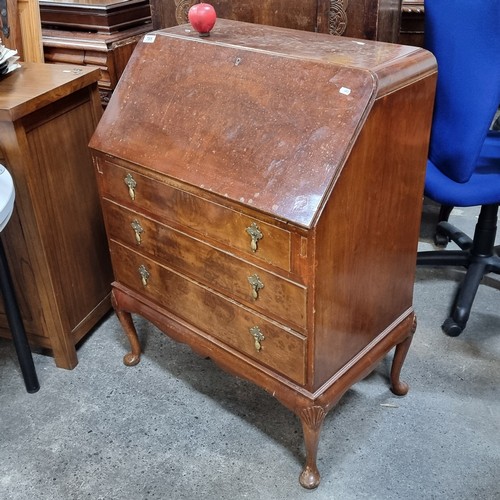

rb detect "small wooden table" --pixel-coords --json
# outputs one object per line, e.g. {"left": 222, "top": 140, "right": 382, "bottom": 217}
{"left": 0, "top": 63, "right": 113, "bottom": 369}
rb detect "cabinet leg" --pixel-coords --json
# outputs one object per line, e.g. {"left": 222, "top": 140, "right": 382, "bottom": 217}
{"left": 298, "top": 405, "right": 326, "bottom": 489}
{"left": 111, "top": 291, "right": 142, "bottom": 366}
{"left": 390, "top": 316, "right": 416, "bottom": 396}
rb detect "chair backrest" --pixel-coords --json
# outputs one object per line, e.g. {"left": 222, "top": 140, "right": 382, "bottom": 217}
{"left": 425, "top": 0, "right": 500, "bottom": 183}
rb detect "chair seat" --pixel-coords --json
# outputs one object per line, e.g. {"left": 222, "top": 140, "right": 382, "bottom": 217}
{"left": 424, "top": 132, "right": 500, "bottom": 206}
{"left": 0, "top": 164, "right": 15, "bottom": 232}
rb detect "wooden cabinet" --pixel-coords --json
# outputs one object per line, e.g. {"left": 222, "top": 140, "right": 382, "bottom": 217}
{"left": 0, "top": 0, "right": 44, "bottom": 62}
{"left": 90, "top": 20, "right": 436, "bottom": 488}
{"left": 151, "top": 0, "right": 403, "bottom": 42}
{"left": 43, "top": 23, "right": 153, "bottom": 107}
{"left": 39, "top": 0, "right": 152, "bottom": 34}
{"left": 0, "top": 63, "right": 113, "bottom": 369}
{"left": 40, "top": 0, "right": 153, "bottom": 106}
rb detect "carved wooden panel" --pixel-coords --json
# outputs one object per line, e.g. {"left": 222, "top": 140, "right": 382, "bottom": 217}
{"left": 42, "top": 23, "right": 152, "bottom": 107}
{"left": 328, "top": 0, "right": 349, "bottom": 35}
{"left": 150, "top": 0, "right": 402, "bottom": 42}
{"left": 399, "top": 0, "right": 425, "bottom": 47}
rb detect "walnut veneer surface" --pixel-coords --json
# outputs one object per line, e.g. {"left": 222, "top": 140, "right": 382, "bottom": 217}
{"left": 0, "top": 63, "right": 113, "bottom": 369}
{"left": 90, "top": 20, "right": 437, "bottom": 488}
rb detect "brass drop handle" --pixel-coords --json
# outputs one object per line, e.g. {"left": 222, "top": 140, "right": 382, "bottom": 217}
{"left": 131, "top": 219, "right": 144, "bottom": 244}
{"left": 138, "top": 264, "right": 150, "bottom": 286}
{"left": 249, "top": 325, "right": 265, "bottom": 352}
{"left": 124, "top": 173, "right": 137, "bottom": 201}
{"left": 247, "top": 274, "right": 264, "bottom": 300}
{"left": 245, "top": 222, "right": 263, "bottom": 252}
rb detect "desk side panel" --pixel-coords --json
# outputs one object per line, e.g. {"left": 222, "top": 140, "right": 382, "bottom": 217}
{"left": 23, "top": 87, "right": 113, "bottom": 334}
{"left": 311, "top": 73, "right": 436, "bottom": 389}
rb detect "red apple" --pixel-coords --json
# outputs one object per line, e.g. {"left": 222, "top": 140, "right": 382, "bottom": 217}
{"left": 188, "top": 3, "right": 217, "bottom": 36}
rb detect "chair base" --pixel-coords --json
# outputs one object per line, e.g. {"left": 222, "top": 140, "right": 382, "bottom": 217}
{"left": 417, "top": 204, "right": 500, "bottom": 336}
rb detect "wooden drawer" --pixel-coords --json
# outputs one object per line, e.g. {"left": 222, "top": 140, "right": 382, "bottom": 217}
{"left": 97, "top": 158, "right": 292, "bottom": 270}
{"left": 102, "top": 199, "right": 307, "bottom": 331}
{"left": 109, "top": 240, "right": 306, "bottom": 384}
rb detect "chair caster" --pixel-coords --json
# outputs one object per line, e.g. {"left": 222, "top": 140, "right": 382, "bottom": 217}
{"left": 433, "top": 231, "right": 449, "bottom": 247}
{"left": 441, "top": 317, "right": 463, "bottom": 337}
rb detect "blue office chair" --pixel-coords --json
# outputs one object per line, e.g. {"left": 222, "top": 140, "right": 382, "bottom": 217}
{"left": 416, "top": 0, "right": 500, "bottom": 336}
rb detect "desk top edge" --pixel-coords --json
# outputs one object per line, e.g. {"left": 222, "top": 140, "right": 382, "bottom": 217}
{"left": 154, "top": 19, "right": 436, "bottom": 95}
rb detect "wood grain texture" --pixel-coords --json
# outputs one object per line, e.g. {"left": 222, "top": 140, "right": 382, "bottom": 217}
{"left": 91, "top": 20, "right": 436, "bottom": 487}
{"left": 0, "top": 63, "right": 101, "bottom": 120}
{"left": 42, "top": 24, "right": 153, "bottom": 99}
{"left": 102, "top": 198, "right": 307, "bottom": 330}
{"left": 1, "top": 0, "right": 44, "bottom": 62}
{"left": 17, "top": 0, "right": 44, "bottom": 61}
{"left": 0, "top": 63, "right": 113, "bottom": 368}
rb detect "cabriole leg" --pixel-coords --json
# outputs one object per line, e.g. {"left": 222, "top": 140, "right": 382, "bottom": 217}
{"left": 111, "top": 291, "right": 142, "bottom": 366}
{"left": 390, "top": 316, "right": 416, "bottom": 396}
{"left": 298, "top": 405, "right": 327, "bottom": 489}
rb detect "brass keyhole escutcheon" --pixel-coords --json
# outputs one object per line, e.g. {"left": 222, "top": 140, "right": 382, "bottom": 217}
{"left": 124, "top": 173, "right": 137, "bottom": 201}
{"left": 138, "top": 264, "right": 150, "bottom": 286}
{"left": 249, "top": 325, "right": 265, "bottom": 352}
{"left": 247, "top": 274, "right": 264, "bottom": 300}
{"left": 246, "top": 222, "right": 263, "bottom": 252}
{"left": 131, "top": 219, "right": 144, "bottom": 245}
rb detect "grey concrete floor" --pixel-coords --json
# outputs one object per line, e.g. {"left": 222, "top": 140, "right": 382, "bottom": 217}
{"left": 1, "top": 202, "right": 499, "bottom": 500}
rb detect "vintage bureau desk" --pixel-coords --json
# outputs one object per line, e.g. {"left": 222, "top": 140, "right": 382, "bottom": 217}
{"left": 90, "top": 20, "right": 436, "bottom": 488}
{"left": 0, "top": 63, "right": 113, "bottom": 369}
